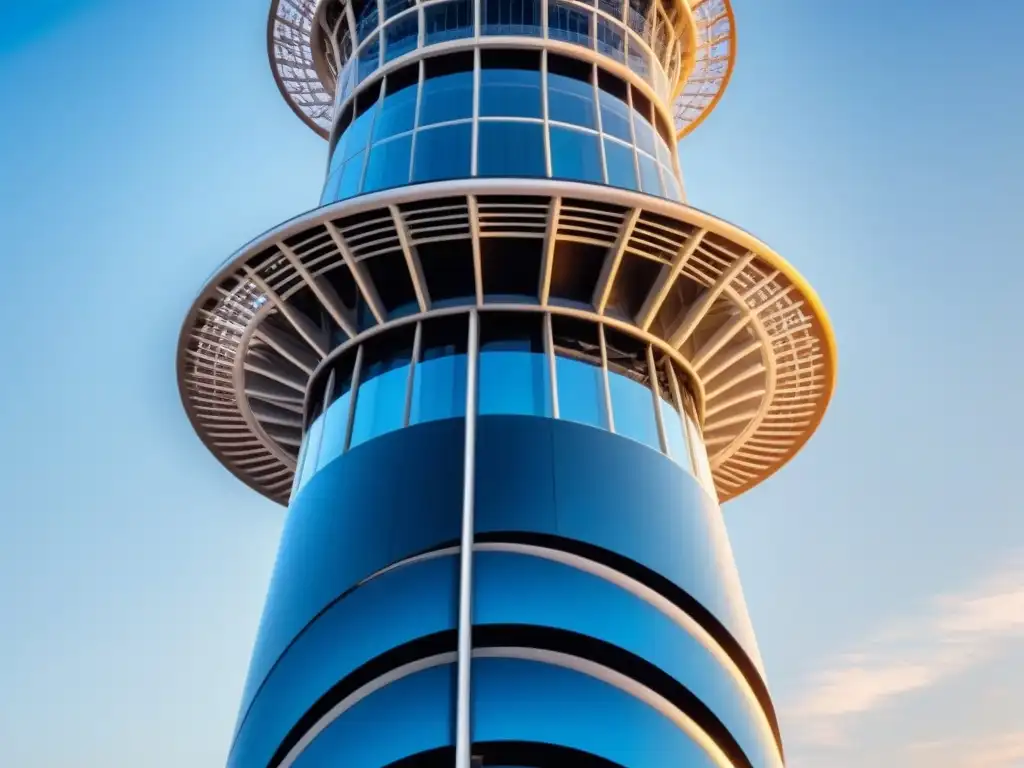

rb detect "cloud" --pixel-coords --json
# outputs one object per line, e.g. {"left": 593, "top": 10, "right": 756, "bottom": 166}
{"left": 784, "top": 554, "right": 1024, "bottom": 749}
{"left": 906, "top": 731, "right": 1024, "bottom": 768}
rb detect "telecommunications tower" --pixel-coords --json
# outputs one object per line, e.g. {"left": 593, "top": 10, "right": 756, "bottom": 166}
{"left": 177, "top": 0, "right": 836, "bottom": 765}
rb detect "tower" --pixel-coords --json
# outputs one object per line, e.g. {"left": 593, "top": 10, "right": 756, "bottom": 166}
{"left": 176, "top": 0, "right": 835, "bottom": 765}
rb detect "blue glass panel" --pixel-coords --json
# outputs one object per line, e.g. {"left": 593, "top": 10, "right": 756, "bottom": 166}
{"left": 547, "top": 73, "right": 596, "bottom": 129}
{"left": 356, "top": 3, "right": 379, "bottom": 41}
{"left": 473, "top": 658, "right": 718, "bottom": 768}
{"left": 556, "top": 356, "right": 608, "bottom": 429}
{"left": 373, "top": 86, "right": 417, "bottom": 140}
{"left": 598, "top": 90, "right": 632, "bottom": 142}
{"left": 293, "top": 663, "right": 455, "bottom": 767}
{"left": 479, "top": 351, "right": 551, "bottom": 417}
{"left": 477, "top": 122, "right": 546, "bottom": 178}
{"left": 474, "top": 552, "right": 780, "bottom": 768}
{"left": 424, "top": 0, "right": 474, "bottom": 44}
{"left": 604, "top": 138, "right": 638, "bottom": 191}
{"left": 316, "top": 390, "right": 353, "bottom": 472}
{"left": 320, "top": 167, "right": 341, "bottom": 205}
{"left": 548, "top": 0, "right": 592, "bottom": 48}
{"left": 482, "top": 0, "right": 542, "bottom": 36}
{"left": 660, "top": 398, "right": 690, "bottom": 468}
{"left": 608, "top": 369, "right": 659, "bottom": 450}
{"left": 342, "top": 106, "right": 377, "bottom": 162}
{"left": 384, "top": 0, "right": 414, "bottom": 19}
{"left": 411, "top": 354, "right": 467, "bottom": 423}
{"left": 549, "top": 126, "right": 603, "bottom": 184}
{"left": 596, "top": 17, "right": 625, "bottom": 63}
{"left": 384, "top": 13, "right": 418, "bottom": 63}
{"left": 480, "top": 69, "right": 542, "bottom": 118}
{"left": 337, "top": 151, "right": 366, "bottom": 199}
{"left": 633, "top": 109, "right": 657, "bottom": 155}
{"left": 663, "top": 172, "right": 682, "bottom": 201}
{"left": 289, "top": 435, "right": 308, "bottom": 501}
{"left": 638, "top": 152, "right": 663, "bottom": 197}
{"left": 350, "top": 364, "right": 410, "bottom": 448}
{"left": 357, "top": 35, "right": 380, "bottom": 81}
{"left": 656, "top": 133, "right": 673, "bottom": 165}
{"left": 412, "top": 123, "right": 473, "bottom": 183}
{"left": 420, "top": 72, "right": 474, "bottom": 125}
{"left": 627, "top": 37, "right": 649, "bottom": 80}
{"left": 297, "top": 413, "right": 324, "bottom": 492}
{"left": 363, "top": 135, "right": 412, "bottom": 192}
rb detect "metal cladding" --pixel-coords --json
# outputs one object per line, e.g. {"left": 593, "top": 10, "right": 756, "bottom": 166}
{"left": 177, "top": 0, "right": 835, "bottom": 765}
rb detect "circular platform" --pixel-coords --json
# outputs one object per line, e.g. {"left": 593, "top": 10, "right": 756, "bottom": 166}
{"left": 268, "top": 0, "right": 735, "bottom": 140}
{"left": 177, "top": 179, "right": 835, "bottom": 505}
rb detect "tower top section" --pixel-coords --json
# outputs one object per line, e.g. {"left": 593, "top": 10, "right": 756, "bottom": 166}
{"left": 268, "top": 0, "right": 734, "bottom": 140}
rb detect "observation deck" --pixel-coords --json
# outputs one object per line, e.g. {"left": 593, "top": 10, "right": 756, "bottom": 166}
{"left": 269, "top": 0, "right": 735, "bottom": 140}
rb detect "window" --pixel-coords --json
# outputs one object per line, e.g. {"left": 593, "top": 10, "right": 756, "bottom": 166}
{"left": 477, "top": 122, "right": 546, "bottom": 178}
{"left": 297, "top": 411, "right": 325, "bottom": 491}
{"left": 425, "top": 0, "right": 474, "bottom": 44}
{"left": 385, "top": 13, "right": 419, "bottom": 63}
{"left": 596, "top": 18, "right": 625, "bottom": 64}
{"left": 358, "top": 34, "right": 381, "bottom": 81}
{"left": 483, "top": 0, "right": 542, "bottom": 36}
{"left": 373, "top": 78, "right": 418, "bottom": 141}
{"left": 413, "top": 123, "right": 473, "bottom": 183}
{"left": 316, "top": 388, "right": 353, "bottom": 469}
{"left": 608, "top": 368, "right": 659, "bottom": 450}
{"left": 420, "top": 70, "right": 473, "bottom": 125}
{"left": 550, "top": 127, "right": 603, "bottom": 184}
{"left": 411, "top": 315, "right": 469, "bottom": 424}
{"left": 638, "top": 153, "right": 662, "bottom": 197}
{"left": 478, "top": 313, "right": 551, "bottom": 417}
{"left": 363, "top": 135, "right": 413, "bottom": 193}
{"left": 547, "top": 69, "right": 596, "bottom": 129}
{"left": 549, "top": 0, "right": 592, "bottom": 48}
{"left": 555, "top": 354, "right": 608, "bottom": 429}
{"left": 350, "top": 363, "right": 410, "bottom": 448}
{"left": 604, "top": 138, "right": 638, "bottom": 190}
{"left": 598, "top": 88, "right": 632, "bottom": 143}
{"left": 631, "top": 94, "right": 657, "bottom": 156}
{"left": 480, "top": 57, "right": 542, "bottom": 118}
{"left": 686, "top": 413, "right": 716, "bottom": 495}
{"left": 337, "top": 151, "right": 366, "bottom": 199}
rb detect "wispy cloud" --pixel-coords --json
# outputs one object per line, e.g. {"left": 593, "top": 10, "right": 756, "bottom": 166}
{"left": 907, "top": 730, "right": 1024, "bottom": 768}
{"left": 784, "top": 554, "right": 1024, "bottom": 749}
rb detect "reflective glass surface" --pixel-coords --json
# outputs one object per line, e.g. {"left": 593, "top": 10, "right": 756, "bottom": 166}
{"left": 316, "top": 390, "right": 353, "bottom": 473}
{"left": 638, "top": 152, "right": 663, "bottom": 196}
{"left": 686, "top": 416, "right": 716, "bottom": 495}
{"left": 483, "top": 0, "right": 542, "bottom": 36}
{"left": 608, "top": 370, "right": 660, "bottom": 450}
{"left": 412, "top": 122, "right": 473, "bottom": 183}
{"left": 411, "top": 354, "right": 468, "bottom": 423}
{"left": 322, "top": 55, "right": 682, "bottom": 203}
{"left": 548, "top": 73, "right": 596, "bottom": 129}
{"left": 550, "top": 126, "right": 604, "bottom": 184}
{"left": 555, "top": 356, "right": 608, "bottom": 429}
{"left": 420, "top": 72, "right": 474, "bottom": 126}
{"left": 480, "top": 68, "right": 542, "bottom": 118}
{"left": 477, "top": 121, "right": 546, "bottom": 178}
{"left": 604, "top": 137, "right": 638, "bottom": 190}
{"left": 351, "top": 364, "right": 410, "bottom": 448}
{"left": 661, "top": 398, "right": 690, "bottom": 468}
{"left": 424, "top": 0, "right": 474, "bottom": 44}
{"left": 548, "top": 0, "right": 592, "bottom": 48}
{"left": 363, "top": 135, "right": 413, "bottom": 192}
{"left": 298, "top": 413, "right": 324, "bottom": 490}
{"left": 385, "top": 13, "right": 419, "bottom": 62}
{"left": 479, "top": 350, "right": 551, "bottom": 417}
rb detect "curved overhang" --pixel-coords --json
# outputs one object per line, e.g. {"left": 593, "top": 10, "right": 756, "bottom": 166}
{"left": 176, "top": 179, "right": 836, "bottom": 505}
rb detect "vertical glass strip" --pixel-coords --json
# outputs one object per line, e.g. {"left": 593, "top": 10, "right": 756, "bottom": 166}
{"left": 646, "top": 344, "right": 668, "bottom": 454}
{"left": 544, "top": 313, "right": 560, "bottom": 419}
{"left": 343, "top": 343, "right": 365, "bottom": 453}
{"left": 598, "top": 323, "right": 615, "bottom": 432}
{"left": 403, "top": 321, "right": 423, "bottom": 426}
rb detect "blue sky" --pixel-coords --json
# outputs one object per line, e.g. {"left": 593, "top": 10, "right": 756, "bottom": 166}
{"left": 1, "top": 0, "right": 1022, "bottom": 765}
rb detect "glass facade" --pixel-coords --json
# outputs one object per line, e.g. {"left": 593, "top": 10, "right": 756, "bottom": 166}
{"left": 293, "top": 310, "right": 713, "bottom": 501}
{"left": 328, "top": 0, "right": 685, "bottom": 107}
{"left": 321, "top": 50, "right": 680, "bottom": 205}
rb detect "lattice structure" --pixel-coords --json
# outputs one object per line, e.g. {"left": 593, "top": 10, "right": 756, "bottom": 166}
{"left": 178, "top": 180, "right": 834, "bottom": 504}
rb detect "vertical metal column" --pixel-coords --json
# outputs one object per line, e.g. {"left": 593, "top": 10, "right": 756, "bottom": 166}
{"left": 455, "top": 309, "right": 480, "bottom": 768}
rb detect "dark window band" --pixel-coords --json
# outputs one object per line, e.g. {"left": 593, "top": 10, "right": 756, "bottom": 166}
{"left": 384, "top": 741, "right": 626, "bottom": 767}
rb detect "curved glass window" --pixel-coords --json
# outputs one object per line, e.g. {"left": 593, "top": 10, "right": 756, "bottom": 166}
{"left": 322, "top": 51, "right": 681, "bottom": 204}
{"left": 358, "top": 34, "right": 381, "bottom": 81}
{"left": 478, "top": 121, "right": 546, "bottom": 178}
{"left": 638, "top": 152, "right": 663, "bottom": 196}
{"left": 413, "top": 123, "right": 473, "bottom": 183}
{"left": 549, "top": 0, "right": 592, "bottom": 48}
{"left": 483, "top": 0, "right": 542, "bottom": 36}
{"left": 480, "top": 62, "right": 542, "bottom": 118}
{"left": 548, "top": 71, "right": 596, "bottom": 129}
{"left": 384, "top": 13, "right": 418, "bottom": 63}
{"left": 604, "top": 137, "right": 638, "bottom": 191}
{"left": 478, "top": 313, "right": 551, "bottom": 417}
{"left": 363, "top": 135, "right": 412, "bottom": 193}
{"left": 550, "top": 126, "right": 603, "bottom": 184}
{"left": 597, "top": 17, "right": 626, "bottom": 64}
{"left": 425, "top": 0, "right": 474, "bottom": 44}
{"left": 295, "top": 312, "right": 713, "bottom": 498}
